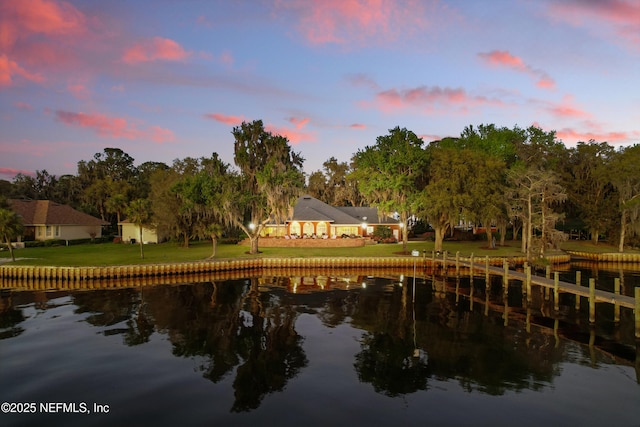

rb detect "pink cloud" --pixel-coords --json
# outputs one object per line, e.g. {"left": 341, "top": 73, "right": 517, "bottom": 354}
{"left": 535, "top": 75, "right": 555, "bottom": 89}
{"left": 67, "top": 82, "right": 90, "bottom": 99}
{"left": 478, "top": 50, "right": 526, "bottom": 70}
{"left": 347, "top": 73, "right": 380, "bottom": 90}
{"left": 544, "top": 96, "right": 591, "bottom": 119}
{"left": 204, "top": 113, "right": 245, "bottom": 126}
{"left": 371, "top": 85, "right": 500, "bottom": 113}
{"left": 288, "top": 117, "right": 310, "bottom": 129}
{"left": 555, "top": 128, "right": 635, "bottom": 145}
{"left": 148, "top": 126, "right": 176, "bottom": 143}
{"left": 0, "top": 0, "right": 86, "bottom": 50}
{"left": 275, "top": 0, "right": 432, "bottom": 46}
{"left": 0, "top": 54, "right": 45, "bottom": 87}
{"left": 419, "top": 133, "right": 443, "bottom": 142}
{"left": 478, "top": 50, "right": 556, "bottom": 90}
{"left": 0, "top": 167, "right": 35, "bottom": 179}
{"left": 55, "top": 110, "right": 174, "bottom": 142}
{"left": 14, "top": 101, "right": 34, "bottom": 111}
{"left": 350, "top": 123, "right": 366, "bottom": 129}
{"left": 265, "top": 125, "right": 315, "bottom": 144}
{"left": 56, "top": 110, "right": 132, "bottom": 138}
{"left": 122, "top": 37, "right": 190, "bottom": 64}
{"left": 547, "top": 0, "right": 640, "bottom": 50}
{"left": 0, "top": 0, "right": 89, "bottom": 88}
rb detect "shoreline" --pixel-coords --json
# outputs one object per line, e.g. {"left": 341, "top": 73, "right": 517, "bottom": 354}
{"left": 3, "top": 251, "right": 640, "bottom": 291}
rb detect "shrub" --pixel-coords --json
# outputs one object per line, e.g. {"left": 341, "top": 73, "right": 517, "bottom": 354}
{"left": 372, "top": 226, "right": 393, "bottom": 241}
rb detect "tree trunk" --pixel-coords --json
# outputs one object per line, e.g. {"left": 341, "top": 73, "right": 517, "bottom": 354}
{"left": 249, "top": 235, "right": 259, "bottom": 254}
{"left": 138, "top": 225, "right": 144, "bottom": 259}
{"left": 512, "top": 223, "right": 521, "bottom": 242}
{"left": 618, "top": 209, "right": 626, "bottom": 253}
{"left": 183, "top": 234, "right": 190, "bottom": 248}
{"left": 434, "top": 225, "right": 446, "bottom": 253}
{"left": 5, "top": 238, "right": 15, "bottom": 262}
{"left": 590, "top": 228, "right": 599, "bottom": 245}
{"left": 498, "top": 219, "right": 507, "bottom": 246}
{"left": 401, "top": 212, "right": 408, "bottom": 253}
{"left": 526, "top": 194, "right": 533, "bottom": 259}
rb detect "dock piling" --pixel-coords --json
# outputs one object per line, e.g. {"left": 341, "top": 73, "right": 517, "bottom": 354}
{"left": 614, "top": 278, "right": 620, "bottom": 323}
{"left": 575, "top": 271, "right": 581, "bottom": 310}
{"left": 554, "top": 272, "right": 559, "bottom": 312}
{"left": 589, "top": 278, "right": 596, "bottom": 324}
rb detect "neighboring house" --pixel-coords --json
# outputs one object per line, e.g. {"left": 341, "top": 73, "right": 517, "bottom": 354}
{"left": 119, "top": 219, "right": 166, "bottom": 244}
{"left": 262, "top": 195, "right": 402, "bottom": 239}
{"left": 9, "top": 199, "right": 108, "bottom": 242}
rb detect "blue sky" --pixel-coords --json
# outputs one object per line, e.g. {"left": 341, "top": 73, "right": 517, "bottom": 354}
{"left": 1, "top": 0, "right": 639, "bottom": 180}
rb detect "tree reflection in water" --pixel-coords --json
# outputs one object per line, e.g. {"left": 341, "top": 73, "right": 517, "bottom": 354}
{"left": 0, "top": 271, "right": 636, "bottom": 413}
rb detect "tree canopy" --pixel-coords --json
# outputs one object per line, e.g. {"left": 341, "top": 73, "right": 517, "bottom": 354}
{"left": 351, "top": 126, "right": 428, "bottom": 252}
{"left": 2, "top": 121, "right": 640, "bottom": 254}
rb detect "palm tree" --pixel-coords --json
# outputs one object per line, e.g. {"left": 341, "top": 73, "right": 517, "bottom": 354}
{"left": 206, "top": 223, "right": 224, "bottom": 258}
{"left": 0, "top": 208, "right": 24, "bottom": 262}
{"left": 126, "top": 199, "right": 153, "bottom": 259}
{"left": 106, "top": 192, "right": 129, "bottom": 236}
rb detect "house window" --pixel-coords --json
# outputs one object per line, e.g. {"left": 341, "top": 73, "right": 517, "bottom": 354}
{"left": 335, "top": 226, "right": 358, "bottom": 236}
{"left": 289, "top": 222, "right": 300, "bottom": 236}
{"left": 302, "top": 223, "right": 314, "bottom": 236}
{"left": 46, "top": 226, "right": 52, "bottom": 237}
{"left": 55, "top": 226, "right": 60, "bottom": 237}
{"left": 316, "top": 222, "right": 327, "bottom": 236}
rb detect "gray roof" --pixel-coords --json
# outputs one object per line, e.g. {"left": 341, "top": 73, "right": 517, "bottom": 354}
{"left": 289, "top": 195, "right": 395, "bottom": 225}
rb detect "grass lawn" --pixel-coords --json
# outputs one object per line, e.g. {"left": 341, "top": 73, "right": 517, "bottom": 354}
{"left": 0, "top": 238, "right": 635, "bottom": 267}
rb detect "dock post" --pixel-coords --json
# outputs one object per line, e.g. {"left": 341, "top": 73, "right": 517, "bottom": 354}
{"left": 432, "top": 251, "right": 436, "bottom": 270}
{"left": 502, "top": 259, "right": 509, "bottom": 290}
{"left": 554, "top": 272, "right": 559, "bottom": 312}
{"left": 484, "top": 291, "right": 489, "bottom": 316}
{"left": 526, "top": 266, "right": 532, "bottom": 304}
{"left": 575, "top": 271, "right": 581, "bottom": 310}
{"left": 485, "top": 256, "right": 490, "bottom": 289}
{"left": 455, "top": 251, "right": 460, "bottom": 276}
{"left": 635, "top": 287, "right": 640, "bottom": 339}
{"left": 614, "top": 278, "right": 620, "bottom": 323}
{"left": 443, "top": 251, "right": 448, "bottom": 275}
{"left": 544, "top": 265, "right": 551, "bottom": 300}
{"left": 589, "top": 278, "right": 596, "bottom": 324}
{"left": 470, "top": 253, "right": 474, "bottom": 277}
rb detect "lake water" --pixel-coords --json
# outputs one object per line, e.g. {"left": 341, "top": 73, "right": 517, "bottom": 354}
{"left": 1, "top": 265, "right": 639, "bottom": 426}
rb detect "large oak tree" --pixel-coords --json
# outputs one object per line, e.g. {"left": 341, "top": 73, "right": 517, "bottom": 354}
{"left": 229, "top": 120, "right": 305, "bottom": 254}
{"left": 351, "top": 127, "right": 428, "bottom": 252}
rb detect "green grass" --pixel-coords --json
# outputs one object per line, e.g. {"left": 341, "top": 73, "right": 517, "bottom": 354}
{"left": 0, "top": 238, "right": 634, "bottom": 267}
{"left": 559, "top": 240, "right": 639, "bottom": 254}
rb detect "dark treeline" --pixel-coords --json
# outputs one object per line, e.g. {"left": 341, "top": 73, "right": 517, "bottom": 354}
{"left": 2, "top": 122, "right": 640, "bottom": 256}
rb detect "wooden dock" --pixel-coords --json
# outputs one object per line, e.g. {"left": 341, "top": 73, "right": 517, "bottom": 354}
{"left": 434, "top": 252, "right": 639, "bottom": 338}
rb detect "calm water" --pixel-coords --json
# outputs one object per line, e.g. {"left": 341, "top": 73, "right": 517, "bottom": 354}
{"left": 1, "top": 266, "right": 639, "bottom": 426}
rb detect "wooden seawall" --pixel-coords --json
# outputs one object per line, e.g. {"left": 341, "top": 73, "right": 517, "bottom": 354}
{"left": 1, "top": 252, "right": 637, "bottom": 338}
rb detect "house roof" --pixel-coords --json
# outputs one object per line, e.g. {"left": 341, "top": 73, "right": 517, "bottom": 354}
{"left": 9, "top": 199, "right": 108, "bottom": 226}
{"left": 288, "top": 195, "right": 397, "bottom": 225}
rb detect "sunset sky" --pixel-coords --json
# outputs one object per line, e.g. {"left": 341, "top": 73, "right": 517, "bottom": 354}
{"left": 1, "top": 0, "right": 639, "bottom": 181}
